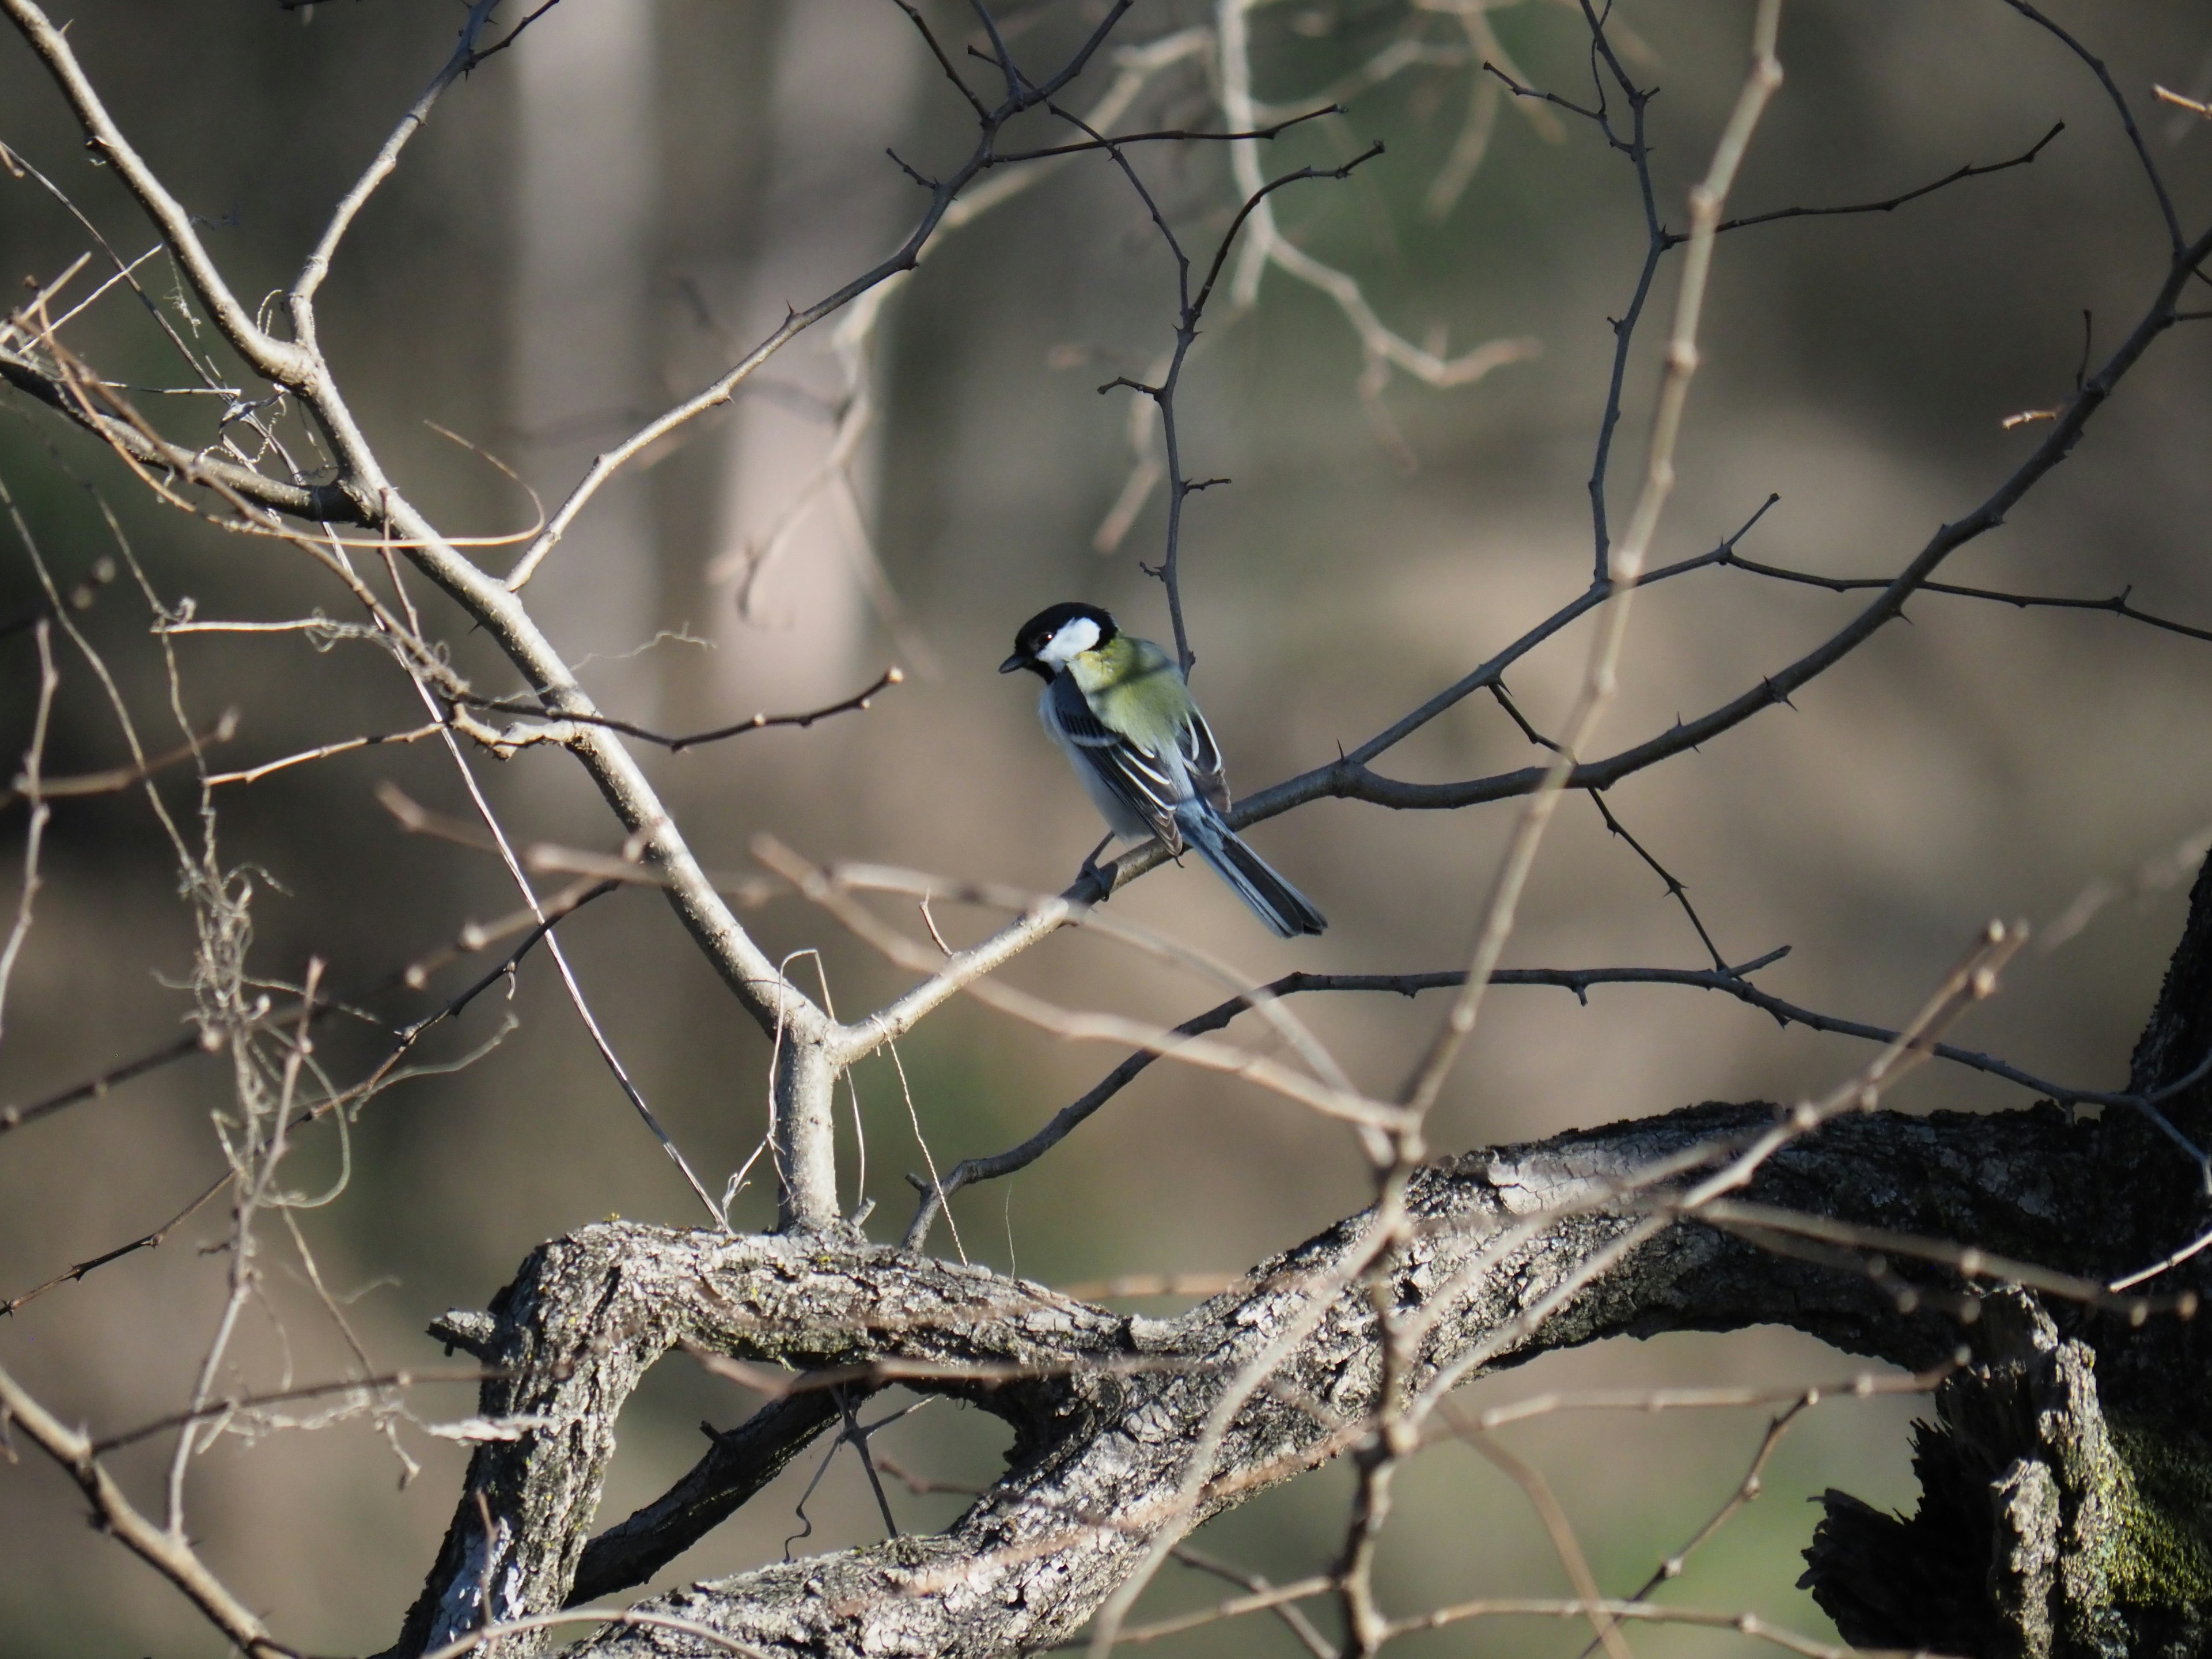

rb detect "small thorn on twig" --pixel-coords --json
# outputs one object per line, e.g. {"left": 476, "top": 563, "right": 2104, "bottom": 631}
{"left": 885, "top": 148, "right": 938, "bottom": 191}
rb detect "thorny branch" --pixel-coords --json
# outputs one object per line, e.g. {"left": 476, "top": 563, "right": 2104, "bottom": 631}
{"left": 893, "top": 940, "right": 2212, "bottom": 1252}
{"left": 1085, "top": 179, "right": 2212, "bottom": 893}
{"left": 458, "top": 667, "right": 903, "bottom": 755}
{"left": 1072, "top": 89, "right": 1388, "bottom": 671}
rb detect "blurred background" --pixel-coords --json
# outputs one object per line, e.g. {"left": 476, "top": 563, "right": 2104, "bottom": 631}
{"left": 3, "top": 1, "right": 2211, "bottom": 1653}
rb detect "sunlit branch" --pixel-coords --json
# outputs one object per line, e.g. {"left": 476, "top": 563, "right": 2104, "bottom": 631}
{"left": 90, "top": 1365, "right": 509, "bottom": 1455}
{"left": 0, "top": 1361, "right": 289, "bottom": 1657}
{"left": 460, "top": 666, "right": 902, "bottom": 753}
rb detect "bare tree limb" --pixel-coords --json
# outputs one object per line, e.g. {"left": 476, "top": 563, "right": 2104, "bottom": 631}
{"left": 381, "top": 1085, "right": 2113, "bottom": 1658}
{"left": 0, "top": 1360, "right": 291, "bottom": 1658}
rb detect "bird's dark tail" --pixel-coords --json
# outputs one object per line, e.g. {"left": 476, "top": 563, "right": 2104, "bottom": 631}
{"left": 1174, "top": 803, "right": 1327, "bottom": 938}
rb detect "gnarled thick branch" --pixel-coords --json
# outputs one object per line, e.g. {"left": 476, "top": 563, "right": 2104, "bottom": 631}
{"left": 383, "top": 1096, "right": 2104, "bottom": 1657}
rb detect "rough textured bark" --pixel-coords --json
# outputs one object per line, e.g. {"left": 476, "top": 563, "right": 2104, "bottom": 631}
{"left": 565, "top": 1393, "right": 842, "bottom": 1609}
{"left": 381, "top": 1231, "right": 1130, "bottom": 1658}
{"left": 385, "top": 1107, "right": 2082, "bottom": 1656}
{"left": 1794, "top": 857, "right": 2212, "bottom": 1658}
{"left": 377, "top": 861, "right": 2212, "bottom": 1659}
{"left": 1802, "top": 1293, "right": 2212, "bottom": 1658}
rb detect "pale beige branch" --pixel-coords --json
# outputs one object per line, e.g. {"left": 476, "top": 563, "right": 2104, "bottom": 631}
{"left": 0, "top": 1361, "right": 288, "bottom": 1658}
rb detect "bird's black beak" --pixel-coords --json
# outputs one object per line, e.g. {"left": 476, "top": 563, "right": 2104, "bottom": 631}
{"left": 998, "top": 651, "right": 1029, "bottom": 675}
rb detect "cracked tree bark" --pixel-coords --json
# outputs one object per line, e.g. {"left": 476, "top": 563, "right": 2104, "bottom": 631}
{"left": 376, "top": 866, "right": 2212, "bottom": 1658}
{"left": 393, "top": 899, "right": 2211, "bottom": 1655}
{"left": 376, "top": 1118, "right": 2152, "bottom": 1641}
{"left": 1795, "top": 855, "right": 2212, "bottom": 1659}
{"left": 1801, "top": 1289, "right": 2211, "bottom": 1659}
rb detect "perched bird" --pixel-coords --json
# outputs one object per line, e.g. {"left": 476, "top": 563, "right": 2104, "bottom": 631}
{"left": 999, "top": 601, "right": 1327, "bottom": 938}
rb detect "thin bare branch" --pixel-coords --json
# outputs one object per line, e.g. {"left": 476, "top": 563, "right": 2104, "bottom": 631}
{"left": 502, "top": 2, "right": 1139, "bottom": 593}
{"left": 1397, "top": 0, "right": 1785, "bottom": 1123}
{"left": 1996, "top": 0, "right": 2180, "bottom": 252}
{"left": 1, "top": 0, "right": 310, "bottom": 382}
{"left": 1706, "top": 120, "right": 2064, "bottom": 235}
{"left": 0, "top": 1360, "right": 290, "bottom": 1657}
{"left": 289, "top": 0, "right": 507, "bottom": 329}
{"left": 2, "top": 1171, "right": 230, "bottom": 1317}
{"left": 755, "top": 839, "right": 1408, "bottom": 1136}
{"left": 0, "top": 618, "right": 57, "bottom": 1037}
{"left": 1700, "top": 1199, "right": 2199, "bottom": 1321}
{"left": 90, "top": 1366, "right": 508, "bottom": 1455}
{"left": 460, "top": 666, "right": 902, "bottom": 753}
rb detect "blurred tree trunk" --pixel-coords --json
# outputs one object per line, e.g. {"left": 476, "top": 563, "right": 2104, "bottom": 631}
{"left": 510, "top": 0, "right": 662, "bottom": 714}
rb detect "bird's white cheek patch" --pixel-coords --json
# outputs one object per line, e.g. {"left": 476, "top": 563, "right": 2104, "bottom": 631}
{"left": 1037, "top": 615, "right": 1102, "bottom": 669}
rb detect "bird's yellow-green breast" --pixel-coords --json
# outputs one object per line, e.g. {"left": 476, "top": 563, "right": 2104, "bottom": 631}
{"left": 1069, "top": 634, "right": 1194, "bottom": 753}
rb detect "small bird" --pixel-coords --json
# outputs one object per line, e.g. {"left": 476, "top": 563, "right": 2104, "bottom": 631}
{"left": 1000, "top": 601, "right": 1326, "bottom": 938}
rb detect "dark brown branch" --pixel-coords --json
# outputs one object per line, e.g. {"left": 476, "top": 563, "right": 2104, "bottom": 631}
{"left": 566, "top": 1393, "right": 842, "bottom": 1607}
{"left": 1306, "top": 497, "right": 1781, "bottom": 797}
{"left": 1550, "top": 9, "right": 1666, "bottom": 582}
{"left": 1581, "top": 1398, "right": 1812, "bottom": 1659}
{"left": 1068, "top": 85, "right": 1385, "bottom": 673}
{"left": 1, "top": 1168, "right": 229, "bottom": 1316}
{"left": 1171, "top": 211, "right": 2212, "bottom": 862}
{"left": 1200, "top": 146, "right": 1385, "bottom": 321}
{"left": 904, "top": 950, "right": 2212, "bottom": 1253}
{"left": 0, "top": 1028, "right": 204, "bottom": 1137}
{"left": 897, "top": 954, "right": 1798, "bottom": 1251}
{"left": 391, "top": 880, "right": 622, "bottom": 1042}
{"left": 1717, "top": 550, "right": 2212, "bottom": 647}
{"left": 988, "top": 105, "right": 1339, "bottom": 165}
{"left": 1996, "top": 0, "right": 2181, "bottom": 253}
{"left": 1694, "top": 1200, "right": 2198, "bottom": 1321}
{"left": 968, "top": 0, "right": 1024, "bottom": 103}
{"left": 1480, "top": 681, "right": 1734, "bottom": 971}
{"left": 1699, "top": 122, "right": 2065, "bottom": 237}
{"left": 1589, "top": 791, "right": 1732, "bottom": 972}
{"left": 892, "top": 1, "right": 989, "bottom": 120}
{"left": 1482, "top": 60, "right": 1606, "bottom": 127}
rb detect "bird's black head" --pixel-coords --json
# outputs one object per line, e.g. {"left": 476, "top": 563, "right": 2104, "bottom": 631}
{"left": 1000, "top": 601, "right": 1117, "bottom": 680}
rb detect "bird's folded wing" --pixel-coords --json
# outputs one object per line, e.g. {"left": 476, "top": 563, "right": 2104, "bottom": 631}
{"left": 1047, "top": 672, "right": 1184, "bottom": 849}
{"left": 1179, "top": 703, "right": 1230, "bottom": 815}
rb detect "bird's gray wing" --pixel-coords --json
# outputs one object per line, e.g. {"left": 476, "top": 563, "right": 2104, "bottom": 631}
{"left": 1046, "top": 671, "right": 1184, "bottom": 849}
